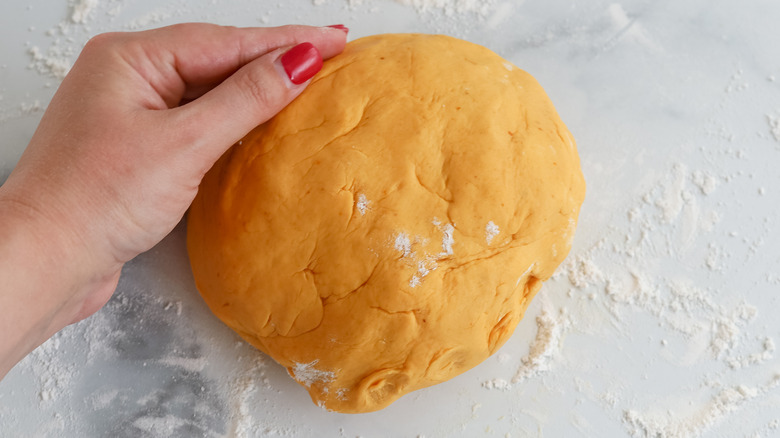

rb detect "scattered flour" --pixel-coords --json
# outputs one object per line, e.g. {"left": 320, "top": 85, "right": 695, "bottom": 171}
{"left": 163, "top": 300, "right": 183, "bottom": 316}
{"left": 553, "top": 159, "right": 778, "bottom": 437}
{"left": 310, "top": 0, "right": 501, "bottom": 35}
{"left": 27, "top": 46, "right": 72, "bottom": 80}
{"left": 710, "top": 317, "right": 740, "bottom": 358}
{"left": 512, "top": 307, "right": 571, "bottom": 383}
{"left": 725, "top": 69, "right": 750, "bottom": 93}
{"left": 227, "top": 357, "right": 267, "bottom": 438}
{"left": 410, "top": 257, "right": 438, "bottom": 288}
{"left": 132, "top": 415, "right": 190, "bottom": 436}
{"left": 125, "top": 9, "right": 174, "bottom": 31}
{"left": 480, "top": 306, "right": 570, "bottom": 390}
{"left": 482, "top": 378, "right": 511, "bottom": 391}
{"left": 485, "top": 221, "right": 500, "bottom": 245}
{"left": 566, "top": 254, "right": 604, "bottom": 289}
{"left": 395, "top": 0, "right": 496, "bottom": 17}
{"left": 20, "top": 0, "right": 180, "bottom": 85}
{"left": 432, "top": 218, "right": 456, "bottom": 256}
{"left": 356, "top": 193, "right": 370, "bottom": 215}
{"left": 290, "top": 360, "right": 336, "bottom": 388}
{"left": 394, "top": 232, "right": 413, "bottom": 257}
{"left": 70, "top": 0, "right": 99, "bottom": 24}
{"left": 624, "top": 377, "right": 780, "bottom": 438}
{"left": 691, "top": 170, "right": 718, "bottom": 195}
{"left": 394, "top": 220, "right": 456, "bottom": 287}
{"left": 654, "top": 163, "right": 687, "bottom": 223}
{"left": 440, "top": 223, "right": 455, "bottom": 255}
{"left": 21, "top": 332, "right": 75, "bottom": 404}
{"left": 88, "top": 389, "right": 119, "bottom": 410}
{"left": 767, "top": 113, "right": 780, "bottom": 142}
{"left": 158, "top": 355, "right": 207, "bottom": 373}
{"left": 726, "top": 337, "right": 775, "bottom": 370}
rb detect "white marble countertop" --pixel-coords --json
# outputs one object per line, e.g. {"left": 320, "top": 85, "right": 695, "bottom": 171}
{"left": 2, "top": 1, "right": 780, "bottom": 437}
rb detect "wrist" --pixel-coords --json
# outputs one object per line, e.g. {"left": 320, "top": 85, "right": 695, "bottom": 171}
{"left": 0, "top": 186, "right": 120, "bottom": 378}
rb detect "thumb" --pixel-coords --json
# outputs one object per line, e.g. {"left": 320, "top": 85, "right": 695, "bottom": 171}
{"left": 178, "top": 42, "right": 323, "bottom": 162}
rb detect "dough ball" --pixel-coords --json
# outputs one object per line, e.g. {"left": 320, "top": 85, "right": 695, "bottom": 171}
{"left": 187, "top": 33, "right": 585, "bottom": 413}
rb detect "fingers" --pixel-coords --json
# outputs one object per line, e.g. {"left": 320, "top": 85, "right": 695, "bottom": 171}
{"left": 62, "top": 23, "right": 348, "bottom": 178}
{"left": 170, "top": 40, "right": 325, "bottom": 168}
{"left": 135, "top": 23, "right": 348, "bottom": 105}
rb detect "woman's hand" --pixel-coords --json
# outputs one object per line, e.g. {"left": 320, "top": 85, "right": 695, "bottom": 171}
{"left": 0, "top": 23, "right": 347, "bottom": 378}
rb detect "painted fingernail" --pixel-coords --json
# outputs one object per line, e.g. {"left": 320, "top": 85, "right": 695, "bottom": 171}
{"left": 280, "top": 42, "right": 323, "bottom": 85}
{"left": 327, "top": 24, "right": 349, "bottom": 33}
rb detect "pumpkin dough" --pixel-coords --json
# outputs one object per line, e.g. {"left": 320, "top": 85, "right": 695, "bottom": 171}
{"left": 187, "top": 33, "right": 585, "bottom": 413}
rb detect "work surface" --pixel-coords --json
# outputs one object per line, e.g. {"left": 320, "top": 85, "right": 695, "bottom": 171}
{"left": 2, "top": 1, "right": 780, "bottom": 437}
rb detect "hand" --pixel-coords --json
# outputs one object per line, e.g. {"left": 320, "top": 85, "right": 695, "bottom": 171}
{"left": 0, "top": 23, "right": 347, "bottom": 378}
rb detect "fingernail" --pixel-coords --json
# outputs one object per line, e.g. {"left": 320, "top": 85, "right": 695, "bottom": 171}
{"left": 280, "top": 42, "right": 323, "bottom": 85}
{"left": 327, "top": 24, "right": 349, "bottom": 33}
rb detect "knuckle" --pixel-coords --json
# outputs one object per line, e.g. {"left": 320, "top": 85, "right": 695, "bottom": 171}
{"left": 83, "top": 32, "right": 122, "bottom": 53}
{"left": 237, "top": 66, "right": 282, "bottom": 108}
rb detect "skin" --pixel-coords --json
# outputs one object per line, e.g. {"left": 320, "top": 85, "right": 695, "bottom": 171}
{"left": 0, "top": 23, "right": 347, "bottom": 379}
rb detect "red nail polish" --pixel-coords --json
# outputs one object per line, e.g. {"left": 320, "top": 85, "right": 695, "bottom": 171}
{"left": 327, "top": 24, "right": 349, "bottom": 33}
{"left": 281, "top": 42, "right": 323, "bottom": 85}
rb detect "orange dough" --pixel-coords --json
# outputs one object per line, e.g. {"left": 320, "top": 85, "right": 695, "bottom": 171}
{"left": 187, "top": 33, "right": 585, "bottom": 413}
